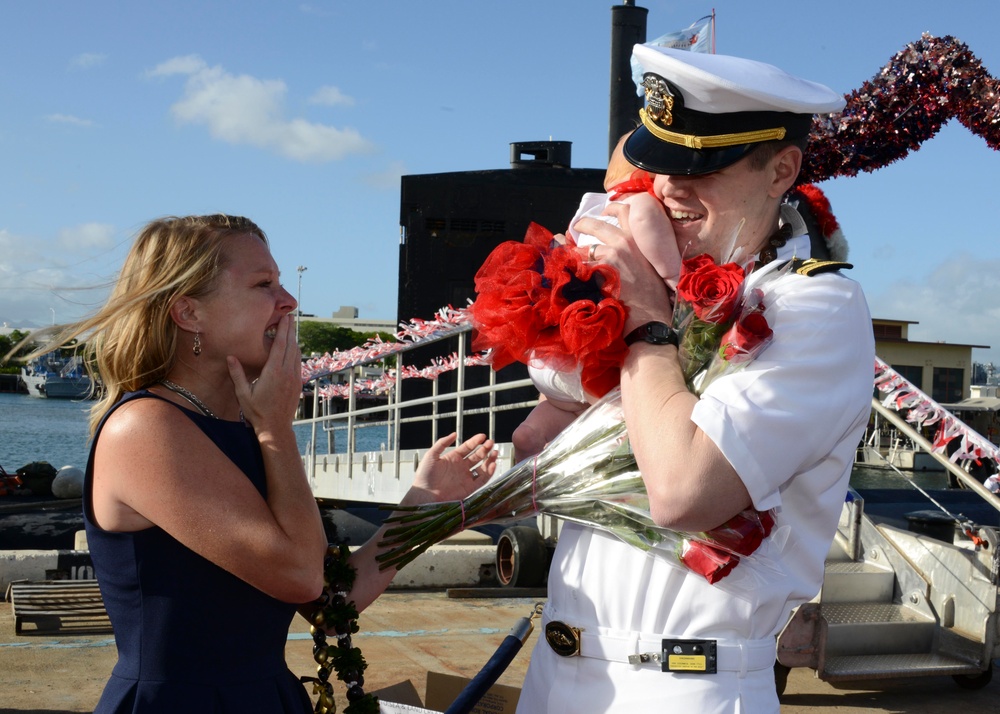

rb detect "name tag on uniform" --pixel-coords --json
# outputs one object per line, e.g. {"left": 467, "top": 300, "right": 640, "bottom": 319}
{"left": 661, "top": 639, "right": 717, "bottom": 674}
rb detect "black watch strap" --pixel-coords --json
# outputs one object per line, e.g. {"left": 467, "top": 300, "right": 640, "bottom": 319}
{"left": 624, "top": 321, "right": 679, "bottom": 347}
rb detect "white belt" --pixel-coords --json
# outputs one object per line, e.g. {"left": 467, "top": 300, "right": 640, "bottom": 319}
{"left": 547, "top": 621, "right": 776, "bottom": 677}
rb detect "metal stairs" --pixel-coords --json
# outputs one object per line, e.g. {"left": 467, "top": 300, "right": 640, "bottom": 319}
{"left": 777, "top": 489, "right": 998, "bottom": 690}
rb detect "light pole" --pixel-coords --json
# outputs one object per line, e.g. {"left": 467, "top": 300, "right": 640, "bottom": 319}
{"left": 296, "top": 265, "right": 307, "bottom": 345}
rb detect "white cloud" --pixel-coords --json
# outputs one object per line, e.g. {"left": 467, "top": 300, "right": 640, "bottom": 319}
{"left": 45, "top": 114, "right": 95, "bottom": 127}
{"left": 56, "top": 223, "right": 116, "bottom": 252}
{"left": 299, "top": 4, "right": 335, "bottom": 18}
{"left": 363, "top": 160, "right": 407, "bottom": 190}
{"left": 308, "top": 85, "right": 355, "bottom": 107}
{"left": 146, "top": 54, "right": 208, "bottom": 78}
{"left": 0, "top": 226, "right": 117, "bottom": 326}
{"left": 70, "top": 52, "right": 107, "bottom": 70}
{"left": 868, "top": 253, "right": 1000, "bottom": 366}
{"left": 148, "top": 54, "right": 374, "bottom": 163}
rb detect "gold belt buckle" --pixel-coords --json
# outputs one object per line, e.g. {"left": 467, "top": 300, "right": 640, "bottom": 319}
{"left": 545, "top": 620, "right": 581, "bottom": 657}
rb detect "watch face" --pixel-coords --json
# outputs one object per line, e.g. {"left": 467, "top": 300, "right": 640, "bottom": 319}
{"left": 626, "top": 321, "right": 677, "bottom": 346}
{"left": 648, "top": 323, "right": 671, "bottom": 341}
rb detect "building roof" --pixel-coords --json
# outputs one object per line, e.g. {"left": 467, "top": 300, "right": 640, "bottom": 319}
{"left": 941, "top": 396, "right": 1000, "bottom": 412}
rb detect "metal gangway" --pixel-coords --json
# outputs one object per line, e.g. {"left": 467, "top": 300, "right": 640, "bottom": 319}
{"left": 778, "top": 364, "right": 1000, "bottom": 692}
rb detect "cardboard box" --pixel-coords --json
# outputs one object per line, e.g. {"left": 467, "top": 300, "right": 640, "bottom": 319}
{"left": 424, "top": 671, "right": 521, "bottom": 714}
{"left": 371, "top": 680, "right": 424, "bottom": 709}
{"left": 379, "top": 702, "right": 440, "bottom": 714}
{"left": 375, "top": 671, "right": 522, "bottom": 714}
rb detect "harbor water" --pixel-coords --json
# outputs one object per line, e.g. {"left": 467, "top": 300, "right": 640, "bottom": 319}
{"left": 3, "top": 389, "right": 995, "bottom": 549}
{"left": 0, "top": 391, "right": 388, "bottom": 474}
{"left": 0, "top": 390, "right": 953, "bottom": 492}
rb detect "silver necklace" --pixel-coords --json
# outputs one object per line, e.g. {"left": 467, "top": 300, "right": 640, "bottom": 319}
{"left": 160, "top": 379, "right": 218, "bottom": 419}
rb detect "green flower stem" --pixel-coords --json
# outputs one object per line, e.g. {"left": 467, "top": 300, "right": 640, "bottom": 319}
{"left": 375, "top": 405, "right": 633, "bottom": 570}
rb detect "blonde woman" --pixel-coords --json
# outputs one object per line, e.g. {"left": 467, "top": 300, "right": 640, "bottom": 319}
{"left": 30, "top": 215, "right": 496, "bottom": 713}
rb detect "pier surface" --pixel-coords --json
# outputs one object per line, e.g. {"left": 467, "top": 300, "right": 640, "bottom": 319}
{"left": 1, "top": 590, "right": 998, "bottom": 713}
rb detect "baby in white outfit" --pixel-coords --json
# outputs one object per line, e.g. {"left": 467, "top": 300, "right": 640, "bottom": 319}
{"left": 513, "top": 134, "right": 681, "bottom": 461}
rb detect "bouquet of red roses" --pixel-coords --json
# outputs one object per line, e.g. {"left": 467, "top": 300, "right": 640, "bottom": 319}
{"left": 469, "top": 222, "right": 628, "bottom": 398}
{"left": 377, "top": 241, "right": 787, "bottom": 585}
{"left": 672, "top": 253, "right": 775, "bottom": 392}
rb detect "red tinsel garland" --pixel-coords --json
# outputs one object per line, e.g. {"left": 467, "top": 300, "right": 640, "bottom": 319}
{"left": 801, "top": 33, "right": 999, "bottom": 184}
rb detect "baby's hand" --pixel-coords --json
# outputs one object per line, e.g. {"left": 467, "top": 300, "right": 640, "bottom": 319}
{"left": 617, "top": 192, "right": 680, "bottom": 289}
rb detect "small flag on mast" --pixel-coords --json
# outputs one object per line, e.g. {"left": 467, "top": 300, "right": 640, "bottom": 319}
{"left": 649, "top": 14, "right": 714, "bottom": 54}
{"left": 631, "top": 13, "right": 716, "bottom": 93}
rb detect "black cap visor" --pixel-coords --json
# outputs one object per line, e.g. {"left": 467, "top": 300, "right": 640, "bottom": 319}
{"left": 623, "top": 125, "right": 759, "bottom": 176}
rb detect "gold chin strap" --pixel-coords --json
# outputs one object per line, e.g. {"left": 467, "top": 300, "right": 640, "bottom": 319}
{"left": 640, "top": 108, "right": 787, "bottom": 149}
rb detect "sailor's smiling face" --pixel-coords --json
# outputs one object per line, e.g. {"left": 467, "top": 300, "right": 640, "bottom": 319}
{"left": 650, "top": 145, "right": 801, "bottom": 264}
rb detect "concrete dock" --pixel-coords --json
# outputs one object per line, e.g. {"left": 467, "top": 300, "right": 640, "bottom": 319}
{"left": 2, "top": 588, "right": 998, "bottom": 713}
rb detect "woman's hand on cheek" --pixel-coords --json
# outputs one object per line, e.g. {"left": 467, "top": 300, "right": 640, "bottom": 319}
{"left": 228, "top": 314, "right": 302, "bottom": 431}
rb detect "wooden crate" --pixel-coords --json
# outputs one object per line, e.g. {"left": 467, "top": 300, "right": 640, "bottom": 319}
{"left": 5, "top": 579, "right": 111, "bottom": 634}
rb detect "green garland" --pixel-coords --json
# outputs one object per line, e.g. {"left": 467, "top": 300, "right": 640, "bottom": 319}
{"left": 302, "top": 543, "right": 379, "bottom": 714}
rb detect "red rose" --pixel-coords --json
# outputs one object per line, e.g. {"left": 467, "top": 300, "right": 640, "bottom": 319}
{"left": 678, "top": 540, "right": 740, "bottom": 584}
{"left": 559, "top": 298, "right": 627, "bottom": 354}
{"left": 719, "top": 309, "right": 773, "bottom": 364}
{"left": 699, "top": 509, "right": 773, "bottom": 557}
{"left": 675, "top": 256, "right": 745, "bottom": 324}
{"left": 679, "top": 254, "right": 716, "bottom": 273}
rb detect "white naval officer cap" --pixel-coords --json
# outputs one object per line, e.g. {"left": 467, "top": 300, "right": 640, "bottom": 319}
{"left": 624, "top": 43, "right": 846, "bottom": 176}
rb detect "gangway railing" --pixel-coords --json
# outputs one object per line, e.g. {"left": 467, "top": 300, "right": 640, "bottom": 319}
{"left": 872, "top": 357, "right": 1000, "bottom": 516}
{"left": 870, "top": 397, "right": 1000, "bottom": 511}
{"left": 295, "top": 324, "right": 529, "bottom": 504}
{"left": 296, "top": 336, "right": 1000, "bottom": 515}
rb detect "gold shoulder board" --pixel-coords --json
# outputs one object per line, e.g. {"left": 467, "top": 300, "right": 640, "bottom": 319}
{"left": 789, "top": 258, "right": 853, "bottom": 276}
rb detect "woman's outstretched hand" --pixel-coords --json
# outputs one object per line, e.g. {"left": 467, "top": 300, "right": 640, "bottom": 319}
{"left": 403, "top": 432, "right": 498, "bottom": 507}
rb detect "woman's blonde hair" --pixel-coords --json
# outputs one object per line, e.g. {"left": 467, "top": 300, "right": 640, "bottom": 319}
{"left": 20, "top": 214, "right": 267, "bottom": 435}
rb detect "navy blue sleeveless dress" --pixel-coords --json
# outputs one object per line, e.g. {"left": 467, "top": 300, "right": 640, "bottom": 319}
{"left": 84, "top": 390, "right": 313, "bottom": 713}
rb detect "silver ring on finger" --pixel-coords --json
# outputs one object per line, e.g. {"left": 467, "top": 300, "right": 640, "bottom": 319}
{"left": 588, "top": 244, "right": 598, "bottom": 261}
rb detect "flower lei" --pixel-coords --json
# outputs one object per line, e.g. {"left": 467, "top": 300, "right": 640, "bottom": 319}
{"left": 469, "top": 221, "right": 628, "bottom": 399}
{"left": 302, "top": 543, "right": 379, "bottom": 714}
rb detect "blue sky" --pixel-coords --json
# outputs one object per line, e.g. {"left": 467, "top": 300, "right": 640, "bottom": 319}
{"left": 2, "top": 1, "right": 999, "bottom": 369}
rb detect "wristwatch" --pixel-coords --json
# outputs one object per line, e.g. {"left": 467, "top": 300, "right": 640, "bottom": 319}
{"left": 624, "top": 321, "right": 679, "bottom": 347}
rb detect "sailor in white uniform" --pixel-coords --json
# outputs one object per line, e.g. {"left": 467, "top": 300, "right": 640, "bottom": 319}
{"left": 516, "top": 44, "right": 875, "bottom": 714}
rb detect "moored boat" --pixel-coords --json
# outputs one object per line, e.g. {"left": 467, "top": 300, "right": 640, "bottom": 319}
{"left": 20, "top": 355, "right": 92, "bottom": 399}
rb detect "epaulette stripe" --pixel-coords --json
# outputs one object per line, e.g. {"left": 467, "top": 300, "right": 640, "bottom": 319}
{"left": 789, "top": 258, "right": 853, "bottom": 276}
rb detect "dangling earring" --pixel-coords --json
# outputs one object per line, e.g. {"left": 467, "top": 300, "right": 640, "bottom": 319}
{"left": 193, "top": 332, "right": 202, "bottom": 357}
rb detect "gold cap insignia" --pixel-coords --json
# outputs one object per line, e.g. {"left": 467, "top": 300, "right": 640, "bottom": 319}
{"left": 642, "top": 74, "right": 675, "bottom": 127}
